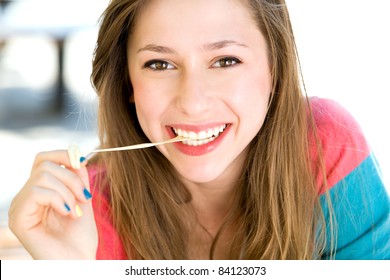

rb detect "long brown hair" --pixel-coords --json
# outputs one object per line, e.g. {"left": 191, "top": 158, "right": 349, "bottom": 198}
{"left": 91, "top": 0, "right": 329, "bottom": 259}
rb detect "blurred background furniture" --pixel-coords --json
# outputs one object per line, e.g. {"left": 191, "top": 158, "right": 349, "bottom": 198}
{"left": 0, "top": 0, "right": 104, "bottom": 111}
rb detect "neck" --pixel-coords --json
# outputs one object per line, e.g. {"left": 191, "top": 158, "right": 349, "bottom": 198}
{"left": 181, "top": 153, "right": 246, "bottom": 235}
{"left": 191, "top": 183, "right": 236, "bottom": 233}
{"left": 180, "top": 149, "right": 247, "bottom": 259}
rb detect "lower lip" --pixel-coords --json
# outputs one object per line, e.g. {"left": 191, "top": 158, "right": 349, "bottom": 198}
{"left": 166, "top": 125, "right": 231, "bottom": 156}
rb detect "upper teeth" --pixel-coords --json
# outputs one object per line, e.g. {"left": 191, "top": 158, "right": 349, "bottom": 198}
{"left": 173, "top": 124, "right": 227, "bottom": 140}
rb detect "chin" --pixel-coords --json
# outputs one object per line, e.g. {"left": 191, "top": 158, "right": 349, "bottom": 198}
{"left": 174, "top": 162, "right": 228, "bottom": 185}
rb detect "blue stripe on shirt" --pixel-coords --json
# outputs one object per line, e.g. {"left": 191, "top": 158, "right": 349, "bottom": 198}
{"left": 320, "top": 154, "right": 390, "bottom": 259}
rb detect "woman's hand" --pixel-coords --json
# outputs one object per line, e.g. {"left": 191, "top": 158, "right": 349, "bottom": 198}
{"left": 8, "top": 150, "right": 98, "bottom": 259}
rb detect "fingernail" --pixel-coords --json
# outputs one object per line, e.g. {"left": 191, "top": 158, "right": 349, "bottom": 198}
{"left": 80, "top": 156, "right": 86, "bottom": 163}
{"left": 75, "top": 204, "right": 83, "bottom": 217}
{"left": 64, "top": 203, "right": 71, "bottom": 212}
{"left": 83, "top": 188, "right": 92, "bottom": 200}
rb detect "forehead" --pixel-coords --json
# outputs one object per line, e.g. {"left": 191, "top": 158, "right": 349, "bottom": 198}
{"left": 129, "top": 0, "right": 261, "bottom": 48}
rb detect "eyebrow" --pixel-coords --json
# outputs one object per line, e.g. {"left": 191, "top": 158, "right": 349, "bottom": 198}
{"left": 137, "top": 40, "right": 248, "bottom": 54}
{"left": 203, "top": 40, "right": 248, "bottom": 51}
{"left": 137, "top": 44, "right": 177, "bottom": 54}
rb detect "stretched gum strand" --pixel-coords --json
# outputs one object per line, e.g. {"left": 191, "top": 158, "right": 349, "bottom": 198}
{"left": 84, "top": 136, "right": 188, "bottom": 161}
{"left": 89, "top": 136, "right": 187, "bottom": 153}
{"left": 67, "top": 136, "right": 188, "bottom": 167}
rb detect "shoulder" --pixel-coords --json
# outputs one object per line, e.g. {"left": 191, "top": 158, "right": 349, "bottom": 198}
{"left": 310, "top": 97, "right": 366, "bottom": 140}
{"left": 309, "top": 97, "right": 370, "bottom": 192}
{"left": 310, "top": 98, "right": 390, "bottom": 259}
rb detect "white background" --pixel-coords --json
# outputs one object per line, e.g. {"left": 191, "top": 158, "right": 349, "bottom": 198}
{"left": 287, "top": 0, "right": 390, "bottom": 189}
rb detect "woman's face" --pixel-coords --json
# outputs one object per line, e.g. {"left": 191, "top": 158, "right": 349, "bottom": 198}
{"left": 127, "top": 0, "right": 272, "bottom": 185}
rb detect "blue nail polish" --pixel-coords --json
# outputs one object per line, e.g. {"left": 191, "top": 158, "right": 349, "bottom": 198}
{"left": 83, "top": 188, "right": 92, "bottom": 200}
{"left": 64, "top": 203, "right": 71, "bottom": 212}
{"left": 80, "top": 156, "right": 86, "bottom": 163}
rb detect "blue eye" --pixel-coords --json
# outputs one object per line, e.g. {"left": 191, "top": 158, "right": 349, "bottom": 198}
{"left": 212, "top": 57, "right": 242, "bottom": 68}
{"left": 144, "top": 60, "right": 175, "bottom": 71}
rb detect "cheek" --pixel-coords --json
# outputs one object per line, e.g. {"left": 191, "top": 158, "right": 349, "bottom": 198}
{"left": 131, "top": 79, "right": 161, "bottom": 132}
{"left": 228, "top": 71, "right": 272, "bottom": 120}
{"left": 132, "top": 78, "right": 164, "bottom": 118}
{"left": 131, "top": 76, "right": 174, "bottom": 139}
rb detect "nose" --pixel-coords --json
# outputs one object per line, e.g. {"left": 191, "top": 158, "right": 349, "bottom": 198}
{"left": 175, "top": 68, "right": 213, "bottom": 116}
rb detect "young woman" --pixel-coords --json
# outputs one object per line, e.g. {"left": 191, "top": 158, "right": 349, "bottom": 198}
{"left": 8, "top": 0, "right": 390, "bottom": 259}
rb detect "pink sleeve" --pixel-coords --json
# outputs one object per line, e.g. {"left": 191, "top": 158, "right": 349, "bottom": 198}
{"left": 87, "top": 166, "right": 127, "bottom": 259}
{"left": 309, "top": 97, "right": 371, "bottom": 194}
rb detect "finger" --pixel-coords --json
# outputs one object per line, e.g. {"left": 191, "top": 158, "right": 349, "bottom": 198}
{"left": 30, "top": 163, "right": 92, "bottom": 205}
{"left": 32, "top": 187, "right": 76, "bottom": 218}
{"left": 9, "top": 186, "right": 74, "bottom": 233}
{"left": 32, "top": 150, "right": 87, "bottom": 172}
{"left": 28, "top": 170, "right": 76, "bottom": 206}
{"left": 72, "top": 164, "right": 92, "bottom": 199}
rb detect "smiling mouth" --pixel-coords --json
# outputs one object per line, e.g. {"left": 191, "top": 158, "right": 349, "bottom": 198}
{"left": 171, "top": 124, "right": 228, "bottom": 146}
